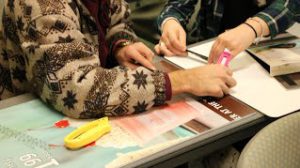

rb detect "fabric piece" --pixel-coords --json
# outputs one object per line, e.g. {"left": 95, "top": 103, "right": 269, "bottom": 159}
{"left": 237, "top": 112, "right": 300, "bottom": 168}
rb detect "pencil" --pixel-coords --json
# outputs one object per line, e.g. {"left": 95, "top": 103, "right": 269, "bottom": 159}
{"left": 186, "top": 49, "right": 208, "bottom": 61}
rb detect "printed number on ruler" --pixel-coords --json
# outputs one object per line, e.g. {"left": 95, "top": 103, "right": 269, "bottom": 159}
{"left": 0, "top": 125, "right": 59, "bottom": 168}
{"left": 20, "top": 153, "right": 59, "bottom": 168}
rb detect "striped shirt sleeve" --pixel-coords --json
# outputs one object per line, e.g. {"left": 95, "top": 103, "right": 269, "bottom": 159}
{"left": 255, "top": 0, "right": 300, "bottom": 38}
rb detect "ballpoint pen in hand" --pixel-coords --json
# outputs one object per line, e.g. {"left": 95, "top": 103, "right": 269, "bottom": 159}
{"left": 186, "top": 49, "right": 208, "bottom": 61}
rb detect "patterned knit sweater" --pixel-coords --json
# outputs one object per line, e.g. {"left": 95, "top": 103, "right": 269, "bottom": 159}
{"left": 0, "top": 0, "right": 170, "bottom": 118}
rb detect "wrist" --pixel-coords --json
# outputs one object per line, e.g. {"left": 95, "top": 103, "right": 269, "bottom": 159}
{"left": 113, "top": 40, "right": 133, "bottom": 55}
{"left": 169, "top": 70, "right": 190, "bottom": 95}
{"left": 161, "top": 18, "right": 180, "bottom": 33}
{"left": 241, "top": 23, "right": 258, "bottom": 39}
{"left": 245, "top": 17, "right": 270, "bottom": 44}
{"left": 252, "top": 17, "right": 270, "bottom": 36}
{"left": 246, "top": 19, "right": 262, "bottom": 37}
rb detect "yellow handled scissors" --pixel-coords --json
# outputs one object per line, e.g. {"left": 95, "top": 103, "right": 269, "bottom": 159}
{"left": 64, "top": 117, "right": 111, "bottom": 150}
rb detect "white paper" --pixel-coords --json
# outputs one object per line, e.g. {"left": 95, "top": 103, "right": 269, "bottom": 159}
{"left": 189, "top": 41, "right": 215, "bottom": 57}
{"left": 165, "top": 41, "right": 300, "bottom": 117}
{"left": 287, "top": 23, "right": 300, "bottom": 38}
{"left": 165, "top": 54, "right": 206, "bottom": 69}
{"left": 230, "top": 53, "right": 300, "bottom": 117}
{"left": 185, "top": 99, "right": 230, "bottom": 128}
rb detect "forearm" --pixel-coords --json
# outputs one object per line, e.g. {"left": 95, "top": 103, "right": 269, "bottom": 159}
{"left": 245, "top": 17, "right": 270, "bottom": 37}
{"left": 254, "top": 0, "right": 300, "bottom": 38}
{"left": 168, "top": 70, "right": 190, "bottom": 95}
{"left": 8, "top": 1, "right": 169, "bottom": 118}
{"left": 157, "top": 0, "right": 198, "bottom": 31}
{"left": 30, "top": 42, "right": 168, "bottom": 118}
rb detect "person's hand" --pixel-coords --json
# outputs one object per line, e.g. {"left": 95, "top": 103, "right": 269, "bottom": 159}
{"left": 208, "top": 24, "right": 256, "bottom": 64}
{"left": 155, "top": 19, "right": 187, "bottom": 56}
{"left": 115, "top": 42, "right": 156, "bottom": 70}
{"left": 169, "top": 64, "right": 236, "bottom": 97}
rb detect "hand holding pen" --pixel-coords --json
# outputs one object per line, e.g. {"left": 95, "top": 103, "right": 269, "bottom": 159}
{"left": 155, "top": 19, "right": 187, "bottom": 56}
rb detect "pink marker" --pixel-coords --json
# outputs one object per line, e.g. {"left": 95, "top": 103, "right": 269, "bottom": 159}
{"left": 217, "top": 48, "right": 232, "bottom": 66}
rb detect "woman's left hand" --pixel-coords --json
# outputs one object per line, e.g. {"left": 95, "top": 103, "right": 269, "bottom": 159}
{"left": 115, "top": 42, "right": 156, "bottom": 70}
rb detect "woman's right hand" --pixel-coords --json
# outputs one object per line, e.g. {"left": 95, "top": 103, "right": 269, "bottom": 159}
{"left": 155, "top": 19, "right": 187, "bottom": 56}
{"left": 208, "top": 24, "right": 256, "bottom": 64}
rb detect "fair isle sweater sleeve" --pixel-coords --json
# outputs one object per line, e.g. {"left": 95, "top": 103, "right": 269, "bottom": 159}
{"left": 3, "top": 0, "right": 168, "bottom": 119}
{"left": 106, "top": 0, "right": 137, "bottom": 54}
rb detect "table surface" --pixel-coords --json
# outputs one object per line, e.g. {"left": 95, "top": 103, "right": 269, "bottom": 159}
{"left": 0, "top": 93, "right": 271, "bottom": 168}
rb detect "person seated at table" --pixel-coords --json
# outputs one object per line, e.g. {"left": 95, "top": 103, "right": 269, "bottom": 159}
{"left": 0, "top": 0, "right": 236, "bottom": 118}
{"left": 155, "top": 0, "right": 273, "bottom": 56}
{"left": 208, "top": 0, "right": 300, "bottom": 63}
{"left": 127, "top": 0, "right": 168, "bottom": 47}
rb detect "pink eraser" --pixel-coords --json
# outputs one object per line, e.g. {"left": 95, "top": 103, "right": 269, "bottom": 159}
{"left": 217, "top": 48, "right": 232, "bottom": 66}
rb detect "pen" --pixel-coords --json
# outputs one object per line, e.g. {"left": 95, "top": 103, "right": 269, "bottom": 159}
{"left": 268, "top": 42, "right": 296, "bottom": 49}
{"left": 186, "top": 49, "right": 208, "bottom": 61}
{"left": 251, "top": 42, "right": 297, "bottom": 49}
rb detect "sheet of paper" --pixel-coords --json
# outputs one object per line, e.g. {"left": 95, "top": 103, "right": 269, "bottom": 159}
{"left": 189, "top": 40, "right": 215, "bottom": 57}
{"left": 165, "top": 41, "right": 300, "bottom": 117}
{"left": 287, "top": 23, "right": 300, "bottom": 38}
{"left": 230, "top": 54, "right": 300, "bottom": 117}
{"left": 185, "top": 100, "right": 230, "bottom": 128}
{"left": 112, "top": 98, "right": 229, "bottom": 144}
{"left": 112, "top": 100, "right": 198, "bottom": 145}
{"left": 165, "top": 54, "right": 206, "bottom": 69}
